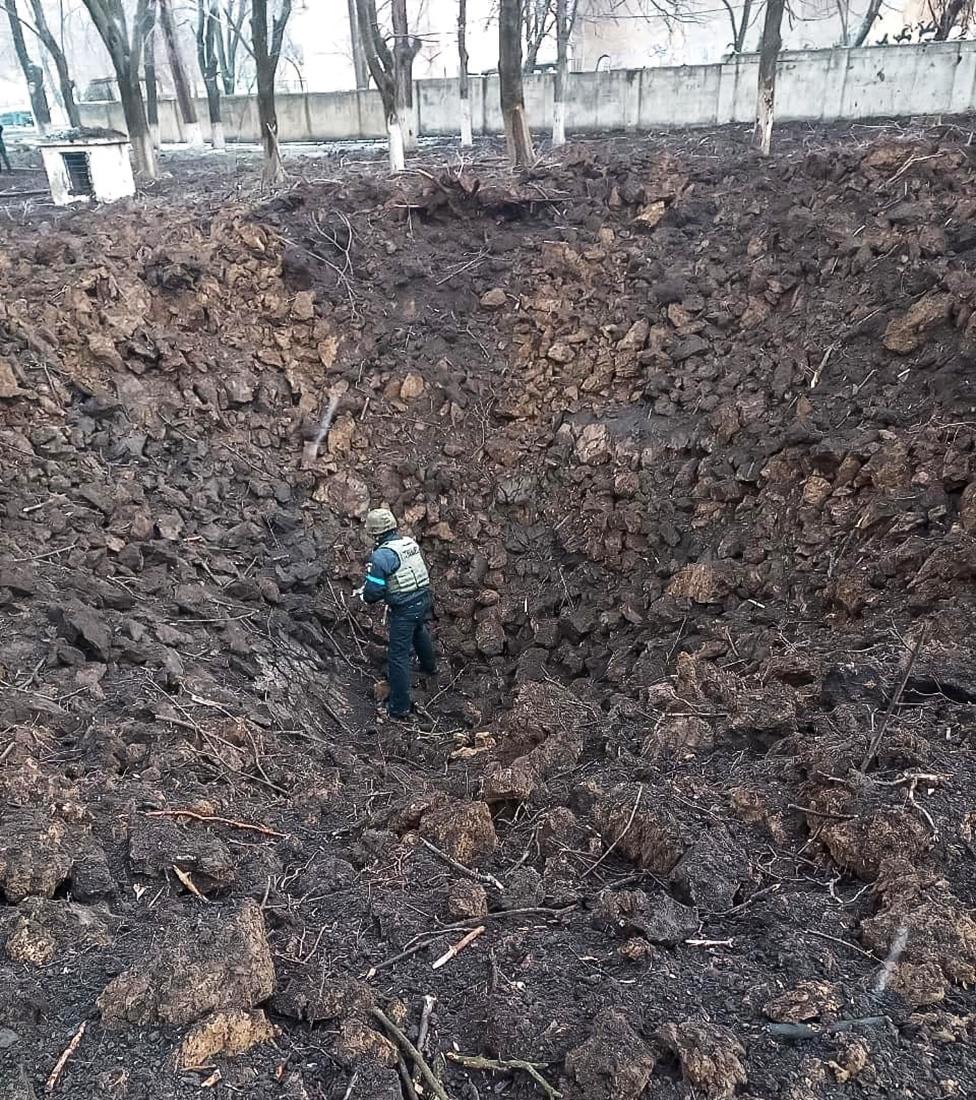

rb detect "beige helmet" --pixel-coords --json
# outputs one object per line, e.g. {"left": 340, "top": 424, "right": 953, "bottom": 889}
{"left": 365, "top": 508, "right": 397, "bottom": 537}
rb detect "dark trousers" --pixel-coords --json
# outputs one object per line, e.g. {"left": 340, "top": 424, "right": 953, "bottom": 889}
{"left": 0, "top": 139, "right": 10, "bottom": 172}
{"left": 387, "top": 590, "right": 435, "bottom": 716}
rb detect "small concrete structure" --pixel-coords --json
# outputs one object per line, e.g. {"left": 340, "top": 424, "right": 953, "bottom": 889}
{"left": 39, "top": 128, "right": 135, "bottom": 206}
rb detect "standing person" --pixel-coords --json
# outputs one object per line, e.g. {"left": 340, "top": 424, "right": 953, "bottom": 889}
{"left": 0, "top": 125, "right": 12, "bottom": 172}
{"left": 357, "top": 508, "right": 436, "bottom": 720}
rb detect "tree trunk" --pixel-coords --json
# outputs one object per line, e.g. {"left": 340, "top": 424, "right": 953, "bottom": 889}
{"left": 346, "top": 0, "right": 369, "bottom": 89}
{"left": 522, "top": 1, "right": 547, "bottom": 74}
{"left": 5, "top": 0, "right": 52, "bottom": 133}
{"left": 251, "top": 0, "right": 292, "bottom": 186}
{"left": 197, "top": 0, "right": 224, "bottom": 147}
{"left": 27, "top": 0, "right": 80, "bottom": 127}
{"left": 458, "top": 0, "right": 472, "bottom": 145}
{"left": 753, "top": 0, "right": 785, "bottom": 157}
{"left": 391, "top": 0, "right": 418, "bottom": 152}
{"left": 81, "top": 0, "right": 157, "bottom": 176}
{"left": 553, "top": 0, "right": 568, "bottom": 146}
{"left": 935, "top": 0, "right": 967, "bottom": 39}
{"left": 255, "top": 76, "right": 282, "bottom": 178}
{"left": 735, "top": 0, "right": 752, "bottom": 51}
{"left": 160, "top": 0, "right": 203, "bottom": 146}
{"left": 851, "top": 0, "right": 882, "bottom": 45}
{"left": 145, "top": 18, "right": 160, "bottom": 147}
{"left": 499, "top": 0, "right": 533, "bottom": 168}
{"left": 355, "top": 0, "right": 403, "bottom": 171}
{"left": 120, "top": 67, "right": 157, "bottom": 176}
{"left": 215, "top": 2, "right": 234, "bottom": 94}
{"left": 223, "top": 0, "right": 248, "bottom": 95}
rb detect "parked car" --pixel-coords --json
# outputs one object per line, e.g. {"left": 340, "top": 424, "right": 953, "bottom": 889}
{"left": 0, "top": 109, "right": 34, "bottom": 128}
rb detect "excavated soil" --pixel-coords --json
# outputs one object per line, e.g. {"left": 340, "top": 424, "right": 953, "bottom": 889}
{"left": 1, "top": 123, "right": 976, "bottom": 1100}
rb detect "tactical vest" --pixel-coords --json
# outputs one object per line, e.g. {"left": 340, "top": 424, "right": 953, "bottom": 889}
{"left": 384, "top": 535, "right": 430, "bottom": 597}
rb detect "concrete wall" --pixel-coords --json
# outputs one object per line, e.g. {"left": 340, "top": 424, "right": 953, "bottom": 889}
{"left": 79, "top": 42, "right": 976, "bottom": 145}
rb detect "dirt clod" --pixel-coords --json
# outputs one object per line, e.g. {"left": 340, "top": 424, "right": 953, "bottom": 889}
{"left": 420, "top": 799, "right": 497, "bottom": 867}
{"left": 175, "top": 1008, "right": 277, "bottom": 1069}
{"left": 656, "top": 1018, "right": 748, "bottom": 1098}
{"left": 594, "top": 888, "right": 698, "bottom": 945}
{"left": 98, "top": 900, "right": 274, "bottom": 1027}
{"left": 562, "top": 1009, "right": 655, "bottom": 1100}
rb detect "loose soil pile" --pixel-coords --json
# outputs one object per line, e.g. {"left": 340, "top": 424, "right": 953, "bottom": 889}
{"left": 1, "top": 123, "right": 975, "bottom": 1100}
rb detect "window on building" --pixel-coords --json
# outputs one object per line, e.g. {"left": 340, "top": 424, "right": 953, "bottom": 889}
{"left": 61, "top": 151, "right": 93, "bottom": 197}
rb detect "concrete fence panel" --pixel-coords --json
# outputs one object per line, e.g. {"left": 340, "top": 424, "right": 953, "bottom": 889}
{"left": 78, "top": 41, "right": 976, "bottom": 148}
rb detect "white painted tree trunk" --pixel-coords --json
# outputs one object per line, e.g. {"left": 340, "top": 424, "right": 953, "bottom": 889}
{"left": 184, "top": 121, "right": 205, "bottom": 149}
{"left": 756, "top": 94, "right": 774, "bottom": 157}
{"left": 552, "top": 100, "right": 566, "bottom": 146}
{"left": 135, "top": 131, "right": 158, "bottom": 179}
{"left": 403, "top": 108, "right": 417, "bottom": 151}
{"left": 460, "top": 97, "right": 473, "bottom": 146}
{"left": 388, "top": 116, "right": 405, "bottom": 172}
{"left": 211, "top": 121, "right": 226, "bottom": 150}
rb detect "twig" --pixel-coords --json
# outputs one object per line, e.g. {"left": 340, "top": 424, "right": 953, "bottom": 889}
{"left": 584, "top": 784, "right": 643, "bottom": 878}
{"left": 860, "top": 624, "right": 928, "bottom": 772}
{"left": 341, "top": 1069, "right": 359, "bottom": 1100}
{"left": 905, "top": 777, "right": 938, "bottom": 837}
{"left": 173, "top": 865, "right": 208, "bottom": 900}
{"left": 788, "top": 804, "right": 855, "bottom": 820}
{"left": 713, "top": 883, "right": 780, "bottom": 918}
{"left": 417, "top": 994, "right": 436, "bottom": 1053}
{"left": 144, "top": 809, "right": 287, "bottom": 838}
{"left": 46, "top": 1020, "right": 86, "bottom": 1092}
{"left": 364, "top": 905, "right": 577, "bottom": 978}
{"left": 22, "top": 494, "right": 67, "bottom": 514}
{"left": 370, "top": 1007, "right": 452, "bottom": 1100}
{"left": 432, "top": 925, "right": 485, "bottom": 970}
{"left": 398, "top": 1056, "right": 420, "bottom": 1100}
{"left": 871, "top": 771, "right": 949, "bottom": 787}
{"left": 447, "top": 1053, "right": 561, "bottom": 1100}
{"left": 685, "top": 937, "right": 734, "bottom": 947}
{"left": 13, "top": 541, "right": 78, "bottom": 563}
{"left": 810, "top": 343, "right": 836, "bottom": 388}
{"left": 802, "top": 928, "right": 876, "bottom": 959}
{"left": 884, "top": 151, "right": 943, "bottom": 186}
{"left": 419, "top": 837, "right": 504, "bottom": 892}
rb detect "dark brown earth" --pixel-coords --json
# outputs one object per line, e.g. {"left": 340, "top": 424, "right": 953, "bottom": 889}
{"left": 1, "top": 121, "right": 975, "bottom": 1100}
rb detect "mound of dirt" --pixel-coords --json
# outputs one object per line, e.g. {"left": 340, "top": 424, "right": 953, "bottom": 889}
{"left": 1, "top": 123, "right": 976, "bottom": 1098}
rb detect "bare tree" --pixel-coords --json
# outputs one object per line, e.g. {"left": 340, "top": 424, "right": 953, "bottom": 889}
{"left": 851, "top": 0, "right": 882, "bottom": 44}
{"left": 26, "top": 0, "right": 80, "bottom": 127}
{"left": 159, "top": 0, "right": 203, "bottom": 146}
{"left": 144, "top": 1, "right": 160, "bottom": 146}
{"left": 5, "top": 0, "right": 52, "bottom": 133}
{"left": 391, "top": 0, "right": 419, "bottom": 150}
{"left": 250, "top": 0, "right": 292, "bottom": 185}
{"left": 522, "top": 0, "right": 555, "bottom": 73}
{"left": 458, "top": 0, "right": 471, "bottom": 145}
{"left": 81, "top": 0, "right": 157, "bottom": 176}
{"left": 720, "top": 0, "right": 755, "bottom": 52}
{"left": 753, "top": 0, "right": 784, "bottom": 157}
{"left": 553, "top": 0, "right": 582, "bottom": 145}
{"left": 354, "top": 0, "right": 420, "bottom": 171}
{"left": 216, "top": 0, "right": 248, "bottom": 94}
{"left": 197, "top": 0, "right": 225, "bottom": 147}
{"left": 346, "top": 0, "right": 368, "bottom": 88}
{"left": 500, "top": 0, "right": 533, "bottom": 167}
{"left": 932, "top": 0, "right": 974, "bottom": 38}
